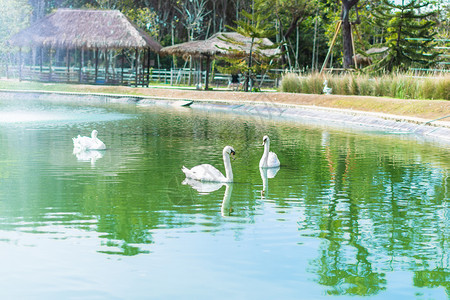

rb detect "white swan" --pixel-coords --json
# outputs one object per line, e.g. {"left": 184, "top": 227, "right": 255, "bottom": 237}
{"left": 182, "top": 146, "right": 235, "bottom": 182}
{"left": 259, "top": 135, "right": 280, "bottom": 168}
{"left": 73, "top": 130, "right": 106, "bottom": 151}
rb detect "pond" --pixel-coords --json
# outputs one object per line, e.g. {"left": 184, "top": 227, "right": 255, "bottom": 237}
{"left": 0, "top": 94, "right": 449, "bottom": 299}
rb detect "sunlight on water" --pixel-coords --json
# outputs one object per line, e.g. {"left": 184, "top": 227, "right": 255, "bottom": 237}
{"left": 0, "top": 94, "right": 449, "bottom": 299}
{"left": 0, "top": 109, "right": 132, "bottom": 124}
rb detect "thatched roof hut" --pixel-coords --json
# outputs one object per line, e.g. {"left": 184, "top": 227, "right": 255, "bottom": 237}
{"left": 160, "top": 32, "right": 277, "bottom": 58}
{"left": 8, "top": 9, "right": 162, "bottom": 86}
{"left": 9, "top": 9, "right": 161, "bottom": 51}
{"left": 160, "top": 32, "right": 278, "bottom": 89}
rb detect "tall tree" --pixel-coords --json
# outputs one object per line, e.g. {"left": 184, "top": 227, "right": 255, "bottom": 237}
{"left": 370, "top": 0, "right": 439, "bottom": 72}
{"left": 341, "top": 0, "right": 359, "bottom": 68}
{"left": 255, "top": 0, "right": 315, "bottom": 69}
{"left": 217, "top": 9, "right": 280, "bottom": 92}
{"left": 0, "top": 0, "right": 31, "bottom": 68}
{"left": 175, "top": 0, "right": 210, "bottom": 40}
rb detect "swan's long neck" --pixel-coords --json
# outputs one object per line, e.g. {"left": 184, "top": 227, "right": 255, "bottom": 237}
{"left": 262, "top": 141, "right": 270, "bottom": 166}
{"left": 223, "top": 152, "right": 233, "bottom": 182}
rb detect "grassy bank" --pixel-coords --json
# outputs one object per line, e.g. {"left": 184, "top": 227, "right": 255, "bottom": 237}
{"left": 280, "top": 73, "right": 450, "bottom": 101}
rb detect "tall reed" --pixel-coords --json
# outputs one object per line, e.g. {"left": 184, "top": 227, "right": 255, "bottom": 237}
{"left": 280, "top": 72, "right": 450, "bottom": 100}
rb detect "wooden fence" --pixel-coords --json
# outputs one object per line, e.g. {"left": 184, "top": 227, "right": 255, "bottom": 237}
{"left": 3, "top": 65, "right": 282, "bottom": 88}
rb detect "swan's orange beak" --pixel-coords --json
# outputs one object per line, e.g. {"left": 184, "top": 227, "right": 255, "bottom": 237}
{"left": 230, "top": 150, "right": 236, "bottom": 160}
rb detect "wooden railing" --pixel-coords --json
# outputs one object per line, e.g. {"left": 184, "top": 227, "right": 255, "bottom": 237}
{"left": 3, "top": 65, "right": 282, "bottom": 88}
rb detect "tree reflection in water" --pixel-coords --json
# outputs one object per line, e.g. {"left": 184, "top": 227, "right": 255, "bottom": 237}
{"left": 297, "top": 134, "right": 449, "bottom": 296}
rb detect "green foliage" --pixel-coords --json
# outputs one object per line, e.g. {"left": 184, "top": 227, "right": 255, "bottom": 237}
{"left": 82, "top": 0, "right": 137, "bottom": 10}
{"left": 369, "top": 0, "right": 439, "bottom": 72}
{"left": 0, "top": 0, "right": 31, "bottom": 68}
{"left": 0, "top": 0, "right": 31, "bottom": 43}
{"left": 216, "top": 9, "right": 281, "bottom": 91}
{"left": 125, "top": 8, "right": 159, "bottom": 39}
{"left": 254, "top": 0, "right": 315, "bottom": 69}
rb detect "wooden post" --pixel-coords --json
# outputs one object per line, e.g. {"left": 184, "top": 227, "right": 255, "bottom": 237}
{"left": 66, "top": 48, "right": 70, "bottom": 82}
{"left": 204, "top": 55, "right": 211, "bottom": 90}
{"left": 135, "top": 48, "right": 138, "bottom": 86}
{"left": 350, "top": 24, "right": 358, "bottom": 69}
{"left": 6, "top": 52, "right": 9, "bottom": 79}
{"left": 49, "top": 47, "right": 53, "bottom": 82}
{"left": 31, "top": 47, "right": 36, "bottom": 76}
{"left": 105, "top": 49, "right": 109, "bottom": 84}
{"left": 312, "top": 12, "right": 318, "bottom": 71}
{"left": 320, "top": 21, "right": 342, "bottom": 74}
{"left": 94, "top": 48, "right": 99, "bottom": 84}
{"left": 121, "top": 49, "right": 125, "bottom": 85}
{"left": 39, "top": 47, "right": 43, "bottom": 73}
{"left": 146, "top": 48, "right": 151, "bottom": 86}
{"left": 78, "top": 48, "right": 83, "bottom": 83}
{"left": 19, "top": 47, "right": 22, "bottom": 81}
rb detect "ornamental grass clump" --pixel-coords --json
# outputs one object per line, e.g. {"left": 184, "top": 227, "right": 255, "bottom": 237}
{"left": 279, "top": 72, "right": 449, "bottom": 100}
{"left": 420, "top": 77, "right": 438, "bottom": 100}
{"left": 295, "top": 72, "right": 323, "bottom": 94}
{"left": 280, "top": 73, "right": 302, "bottom": 93}
{"left": 331, "top": 75, "right": 351, "bottom": 95}
{"left": 357, "top": 76, "right": 374, "bottom": 96}
{"left": 433, "top": 76, "right": 449, "bottom": 100}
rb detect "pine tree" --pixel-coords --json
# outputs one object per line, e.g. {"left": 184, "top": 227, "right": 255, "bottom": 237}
{"left": 370, "top": 0, "right": 439, "bottom": 72}
{"left": 216, "top": 9, "right": 280, "bottom": 92}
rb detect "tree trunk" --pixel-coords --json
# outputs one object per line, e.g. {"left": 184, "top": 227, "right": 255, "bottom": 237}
{"left": 341, "top": 0, "right": 358, "bottom": 69}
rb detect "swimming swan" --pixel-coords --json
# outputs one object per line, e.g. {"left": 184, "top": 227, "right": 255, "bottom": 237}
{"left": 182, "top": 146, "right": 236, "bottom": 183}
{"left": 73, "top": 130, "right": 106, "bottom": 151}
{"left": 259, "top": 135, "right": 280, "bottom": 168}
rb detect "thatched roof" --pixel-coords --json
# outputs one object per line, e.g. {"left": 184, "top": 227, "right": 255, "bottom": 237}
{"left": 160, "top": 32, "right": 278, "bottom": 58}
{"left": 9, "top": 9, "right": 162, "bottom": 51}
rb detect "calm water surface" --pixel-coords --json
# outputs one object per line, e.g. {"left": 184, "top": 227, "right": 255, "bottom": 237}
{"left": 0, "top": 96, "right": 448, "bottom": 299}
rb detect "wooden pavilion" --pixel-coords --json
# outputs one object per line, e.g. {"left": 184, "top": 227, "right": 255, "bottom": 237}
{"left": 160, "top": 32, "right": 278, "bottom": 90}
{"left": 9, "top": 9, "right": 162, "bottom": 86}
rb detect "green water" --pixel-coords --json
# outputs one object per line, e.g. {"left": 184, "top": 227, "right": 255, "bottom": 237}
{"left": 0, "top": 96, "right": 449, "bottom": 299}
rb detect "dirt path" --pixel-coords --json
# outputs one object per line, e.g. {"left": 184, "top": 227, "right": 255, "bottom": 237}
{"left": 1, "top": 79, "right": 449, "bottom": 125}
{"left": 72, "top": 85, "right": 450, "bottom": 125}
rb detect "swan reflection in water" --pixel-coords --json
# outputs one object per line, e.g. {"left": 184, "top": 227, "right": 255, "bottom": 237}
{"left": 182, "top": 178, "right": 233, "bottom": 216}
{"left": 73, "top": 148, "right": 104, "bottom": 166}
{"left": 72, "top": 129, "right": 106, "bottom": 166}
{"left": 260, "top": 166, "right": 280, "bottom": 197}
